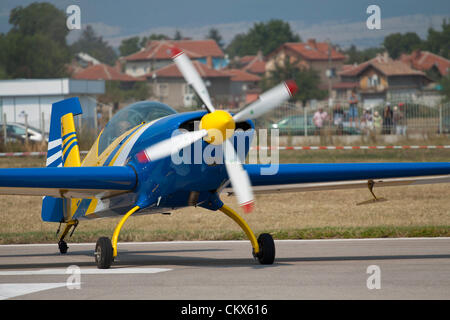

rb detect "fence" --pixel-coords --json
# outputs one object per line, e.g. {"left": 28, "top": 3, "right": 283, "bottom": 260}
{"left": 251, "top": 99, "right": 450, "bottom": 139}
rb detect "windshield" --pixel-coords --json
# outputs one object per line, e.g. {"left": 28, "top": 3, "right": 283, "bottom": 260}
{"left": 98, "top": 101, "right": 177, "bottom": 155}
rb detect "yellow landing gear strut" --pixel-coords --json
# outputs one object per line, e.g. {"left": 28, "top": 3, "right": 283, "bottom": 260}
{"left": 57, "top": 220, "right": 78, "bottom": 254}
{"left": 94, "top": 205, "right": 140, "bottom": 269}
{"left": 219, "top": 204, "right": 275, "bottom": 264}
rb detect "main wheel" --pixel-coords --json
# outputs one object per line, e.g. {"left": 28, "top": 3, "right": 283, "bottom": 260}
{"left": 58, "top": 240, "right": 68, "bottom": 254}
{"left": 94, "top": 237, "right": 113, "bottom": 269}
{"left": 256, "top": 233, "right": 275, "bottom": 265}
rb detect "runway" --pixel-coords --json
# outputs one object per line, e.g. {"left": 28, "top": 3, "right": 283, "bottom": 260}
{"left": 0, "top": 238, "right": 449, "bottom": 300}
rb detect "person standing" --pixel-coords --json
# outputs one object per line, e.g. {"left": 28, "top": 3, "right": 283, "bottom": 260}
{"left": 382, "top": 102, "right": 393, "bottom": 134}
{"left": 348, "top": 89, "right": 359, "bottom": 129}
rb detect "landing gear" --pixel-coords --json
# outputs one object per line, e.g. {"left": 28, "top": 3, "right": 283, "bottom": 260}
{"left": 58, "top": 240, "right": 68, "bottom": 254}
{"left": 255, "top": 233, "right": 275, "bottom": 265}
{"left": 94, "top": 237, "right": 114, "bottom": 269}
{"left": 93, "top": 206, "right": 140, "bottom": 269}
{"left": 218, "top": 204, "right": 276, "bottom": 265}
{"left": 56, "top": 220, "right": 78, "bottom": 255}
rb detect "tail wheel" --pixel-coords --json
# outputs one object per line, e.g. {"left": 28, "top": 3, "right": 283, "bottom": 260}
{"left": 256, "top": 233, "right": 275, "bottom": 265}
{"left": 58, "top": 240, "right": 68, "bottom": 254}
{"left": 94, "top": 237, "right": 113, "bottom": 269}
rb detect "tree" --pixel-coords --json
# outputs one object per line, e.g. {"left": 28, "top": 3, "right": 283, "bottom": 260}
{"left": 343, "top": 45, "right": 384, "bottom": 64}
{"left": 174, "top": 29, "right": 183, "bottom": 40}
{"left": 440, "top": 74, "right": 450, "bottom": 102}
{"left": 226, "top": 19, "right": 301, "bottom": 58}
{"left": 119, "top": 37, "right": 140, "bottom": 57}
{"left": 8, "top": 2, "right": 68, "bottom": 46}
{"left": 383, "top": 32, "right": 423, "bottom": 59}
{"left": 70, "top": 25, "right": 117, "bottom": 65}
{"left": 424, "top": 19, "right": 450, "bottom": 59}
{"left": 262, "top": 57, "right": 326, "bottom": 106}
{"left": 1, "top": 3, "right": 70, "bottom": 78}
{"left": 205, "top": 28, "right": 224, "bottom": 49}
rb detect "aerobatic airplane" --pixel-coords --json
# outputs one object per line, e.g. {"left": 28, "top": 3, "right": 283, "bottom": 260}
{"left": 0, "top": 47, "right": 449, "bottom": 269}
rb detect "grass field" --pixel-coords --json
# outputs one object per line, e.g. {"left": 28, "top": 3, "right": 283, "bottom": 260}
{"left": 0, "top": 148, "right": 449, "bottom": 244}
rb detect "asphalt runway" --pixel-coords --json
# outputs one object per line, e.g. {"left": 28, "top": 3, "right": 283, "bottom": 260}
{"left": 0, "top": 238, "right": 449, "bottom": 300}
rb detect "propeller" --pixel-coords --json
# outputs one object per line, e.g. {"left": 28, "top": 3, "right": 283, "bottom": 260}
{"left": 136, "top": 47, "right": 298, "bottom": 213}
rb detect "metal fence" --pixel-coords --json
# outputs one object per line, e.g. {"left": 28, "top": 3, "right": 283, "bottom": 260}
{"left": 251, "top": 99, "right": 450, "bottom": 138}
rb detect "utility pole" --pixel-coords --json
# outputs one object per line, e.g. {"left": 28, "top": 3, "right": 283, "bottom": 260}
{"left": 327, "top": 39, "right": 332, "bottom": 109}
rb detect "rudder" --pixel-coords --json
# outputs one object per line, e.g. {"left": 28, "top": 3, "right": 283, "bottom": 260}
{"left": 41, "top": 97, "right": 83, "bottom": 222}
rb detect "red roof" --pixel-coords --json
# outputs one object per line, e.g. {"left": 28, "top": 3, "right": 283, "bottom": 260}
{"left": 223, "top": 69, "right": 261, "bottom": 82}
{"left": 400, "top": 50, "right": 450, "bottom": 76}
{"left": 269, "top": 39, "right": 346, "bottom": 61}
{"left": 73, "top": 63, "right": 143, "bottom": 81}
{"left": 124, "top": 40, "right": 224, "bottom": 61}
{"left": 146, "top": 61, "right": 230, "bottom": 79}
{"left": 243, "top": 57, "right": 266, "bottom": 75}
{"left": 339, "top": 55, "right": 426, "bottom": 77}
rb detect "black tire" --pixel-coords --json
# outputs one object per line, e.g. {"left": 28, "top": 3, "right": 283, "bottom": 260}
{"left": 58, "top": 240, "right": 68, "bottom": 254}
{"left": 95, "top": 237, "right": 113, "bottom": 269}
{"left": 256, "top": 233, "right": 275, "bottom": 265}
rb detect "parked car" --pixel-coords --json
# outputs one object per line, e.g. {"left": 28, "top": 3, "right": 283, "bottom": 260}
{"left": 0, "top": 123, "right": 47, "bottom": 143}
{"left": 270, "top": 115, "right": 361, "bottom": 135}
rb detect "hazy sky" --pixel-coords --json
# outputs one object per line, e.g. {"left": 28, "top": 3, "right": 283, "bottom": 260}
{"left": 1, "top": 0, "right": 449, "bottom": 48}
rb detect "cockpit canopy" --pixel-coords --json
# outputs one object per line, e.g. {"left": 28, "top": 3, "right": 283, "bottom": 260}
{"left": 98, "top": 101, "right": 177, "bottom": 155}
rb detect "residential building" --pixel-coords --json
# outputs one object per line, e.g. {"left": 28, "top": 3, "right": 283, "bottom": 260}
{"left": 146, "top": 61, "right": 231, "bottom": 108}
{"left": 336, "top": 53, "right": 432, "bottom": 108}
{"left": 265, "top": 39, "right": 346, "bottom": 89}
{"left": 222, "top": 69, "right": 261, "bottom": 108}
{"left": 400, "top": 50, "right": 450, "bottom": 78}
{"left": 123, "top": 40, "right": 227, "bottom": 78}
{"left": 73, "top": 63, "right": 144, "bottom": 83}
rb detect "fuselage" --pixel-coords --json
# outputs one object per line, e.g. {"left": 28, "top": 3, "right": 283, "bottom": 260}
{"left": 73, "top": 101, "right": 254, "bottom": 219}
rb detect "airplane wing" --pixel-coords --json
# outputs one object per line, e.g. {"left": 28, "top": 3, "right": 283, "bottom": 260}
{"left": 222, "top": 162, "right": 450, "bottom": 195}
{"left": 0, "top": 166, "right": 137, "bottom": 198}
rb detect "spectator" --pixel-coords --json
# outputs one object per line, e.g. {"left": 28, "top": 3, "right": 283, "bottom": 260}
{"left": 348, "top": 89, "right": 359, "bottom": 128}
{"left": 373, "top": 110, "right": 382, "bottom": 135}
{"left": 393, "top": 105, "right": 407, "bottom": 135}
{"left": 332, "top": 104, "right": 344, "bottom": 135}
{"left": 361, "top": 108, "right": 374, "bottom": 136}
{"left": 313, "top": 108, "right": 328, "bottom": 136}
{"left": 382, "top": 102, "right": 393, "bottom": 134}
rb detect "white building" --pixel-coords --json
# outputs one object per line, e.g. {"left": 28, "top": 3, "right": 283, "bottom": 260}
{"left": 0, "top": 78, "right": 105, "bottom": 133}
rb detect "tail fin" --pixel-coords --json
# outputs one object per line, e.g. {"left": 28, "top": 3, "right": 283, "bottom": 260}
{"left": 41, "top": 98, "right": 83, "bottom": 222}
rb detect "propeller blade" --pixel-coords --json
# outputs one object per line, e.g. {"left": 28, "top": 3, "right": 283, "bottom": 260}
{"left": 233, "top": 80, "right": 298, "bottom": 122}
{"left": 170, "top": 47, "right": 215, "bottom": 113}
{"left": 136, "top": 129, "right": 208, "bottom": 163}
{"left": 223, "top": 139, "right": 254, "bottom": 213}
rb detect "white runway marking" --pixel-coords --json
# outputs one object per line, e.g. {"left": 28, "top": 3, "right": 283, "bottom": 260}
{"left": 0, "top": 267, "right": 172, "bottom": 276}
{"left": 1, "top": 237, "right": 449, "bottom": 248}
{"left": 0, "top": 283, "right": 67, "bottom": 300}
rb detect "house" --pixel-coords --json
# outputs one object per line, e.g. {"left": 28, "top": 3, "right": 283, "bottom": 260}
{"left": 73, "top": 63, "right": 144, "bottom": 83}
{"left": 0, "top": 78, "right": 105, "bottom": 133}
{"left": 146, "top": 61, "right": 231, "bottom": 108}
{"left": 234, "top": 51, "right": 266, "bottom": 76}
{"left": 265, "top": 39, "right": 346, "bottom": 89}
{"left": 400, "top": 50, "right": 450, "bottom": 79}
{"left": 336, "top": 53, "right": 432, "bottom": 108}
{"left": 222, "top": 69, "right": 261, "bottom": 108}
{"left": 123, "top": 40, "right": 227, "bottom": 78}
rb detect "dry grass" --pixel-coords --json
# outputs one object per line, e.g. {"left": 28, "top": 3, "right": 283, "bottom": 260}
{"left": 0, "top": 152, "right": 449, "bottom": 244}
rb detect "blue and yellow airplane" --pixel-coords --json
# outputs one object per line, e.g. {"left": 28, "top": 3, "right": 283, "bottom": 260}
{"left": 0, "top": 48, "right": 449, "bottom": 269}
